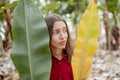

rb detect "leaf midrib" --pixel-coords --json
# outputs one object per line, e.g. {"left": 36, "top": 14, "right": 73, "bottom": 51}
{"left": 78, "top": 2, "right": 94, "bottom": 80}
{"left": 23, "top": 0, "right": 33, "bottom": 80}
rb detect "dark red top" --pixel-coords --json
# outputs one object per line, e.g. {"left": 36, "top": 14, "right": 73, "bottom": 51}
{"left": 50, "top": 55, "right": 74, "bottom": 80}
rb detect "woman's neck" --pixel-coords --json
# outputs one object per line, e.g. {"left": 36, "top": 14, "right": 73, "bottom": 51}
{"left": 52, "top": 48, "right": 63, "bottom": 60}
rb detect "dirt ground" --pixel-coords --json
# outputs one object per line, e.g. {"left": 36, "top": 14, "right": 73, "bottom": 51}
{"left": 88, "top": 49, "right": 120, "bottom": 80}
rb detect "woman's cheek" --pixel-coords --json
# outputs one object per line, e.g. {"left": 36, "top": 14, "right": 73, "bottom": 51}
{"left": 65, "top": 33, "right": 68, "bottom": 39}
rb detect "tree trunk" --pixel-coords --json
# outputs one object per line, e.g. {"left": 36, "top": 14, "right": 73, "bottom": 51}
{"left": 111, "top": 12, "right": 120, "bottom": 50}
{"left": 2, "top": 0, "right": 12, "bottom": 52}
{"left": 111, "top": 24, "right": 120, "bottom": 50}
{"left": 103, "top": 4, "right": 111, "bottom": 50}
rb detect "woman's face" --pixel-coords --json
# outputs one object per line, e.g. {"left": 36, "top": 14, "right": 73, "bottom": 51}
{"left": 51, "top": 21, "right": 68, "bottom": 50}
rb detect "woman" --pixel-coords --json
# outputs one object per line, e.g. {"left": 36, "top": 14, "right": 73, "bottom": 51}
{"left": 45, "top": 13, "right": 74, "bottom": 80}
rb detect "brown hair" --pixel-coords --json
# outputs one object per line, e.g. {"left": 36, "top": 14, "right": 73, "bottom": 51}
{"left": 45, "top": 13, "right": 73, "bottom": 62}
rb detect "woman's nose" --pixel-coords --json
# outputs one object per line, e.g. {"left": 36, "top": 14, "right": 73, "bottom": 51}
{"left": 59, "top": 31, "right": 65, "bottom": 39}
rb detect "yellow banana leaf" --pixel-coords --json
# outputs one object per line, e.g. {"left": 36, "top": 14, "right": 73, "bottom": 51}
{"left": 72, "top": 1, "right": 99, "bottom": 80}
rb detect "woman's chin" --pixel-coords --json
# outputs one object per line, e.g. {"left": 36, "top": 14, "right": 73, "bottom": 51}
{"left": 59, "top": 45, "right": 66, "bottom": 49}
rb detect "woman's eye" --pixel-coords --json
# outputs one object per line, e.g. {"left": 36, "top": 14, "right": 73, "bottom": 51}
{"left": 56, "top": 31, "right": 59, "bottom": 34}
{"left": 53, "top": 30, "right": 59, "bottom": 34}
{"left": 63, "top": 28, "right": 67, "bottom": 33}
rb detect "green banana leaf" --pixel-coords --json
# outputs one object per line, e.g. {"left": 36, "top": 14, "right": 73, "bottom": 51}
{"left": 11, "top": 0, "right": 51, "bottom": 80}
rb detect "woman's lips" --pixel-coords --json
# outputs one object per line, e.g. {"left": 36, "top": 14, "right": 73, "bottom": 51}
{"left": 59, "top": 41, "right": 66, "bottom": 45}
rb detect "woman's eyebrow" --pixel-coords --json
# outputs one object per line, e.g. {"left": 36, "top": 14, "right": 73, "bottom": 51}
{"left": 53, "top": 26, "right": 66, "bottom": 31}
{"left": 63, "top": 27, "right": 66, "bottom": 29}
{"left": 53, "top": 29, "right": 59, "bottom": 31}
